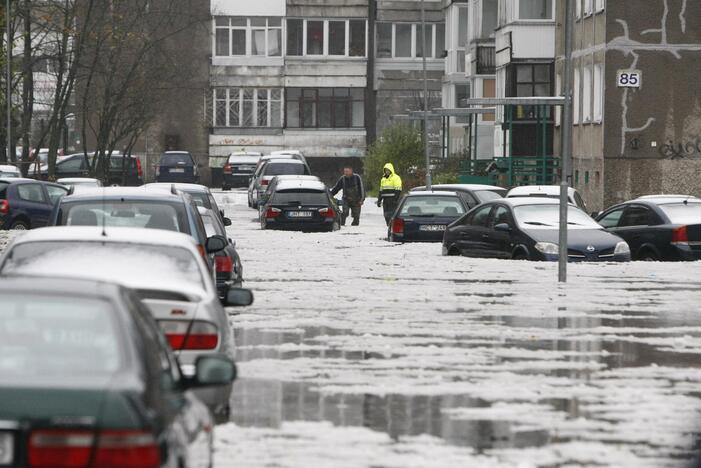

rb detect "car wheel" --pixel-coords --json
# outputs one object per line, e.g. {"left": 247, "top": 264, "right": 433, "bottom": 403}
{"left": 10, "top": 220, "right": 29, "bottom": 230}
{"left": 639, "top": 249, "right": 659, "bottom": 261}
{"left": 447, "top": 247, "right": 460, "bottom": 256}
{"left": 222, "top": 185, "right": 230, "bottom": 191}
{"left": 512, "top": 250, "right": 529, "bottom": 261}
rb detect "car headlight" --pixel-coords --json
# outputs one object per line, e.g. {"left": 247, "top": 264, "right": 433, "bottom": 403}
{"left": 614, "top": 241, "right": 630, "bottom": 255}
{"left": 534, "top": 242, "right": 559, "bottom": 255}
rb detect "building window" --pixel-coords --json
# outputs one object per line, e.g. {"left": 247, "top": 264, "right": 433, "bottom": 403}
{"left": 213, "top": 88, "right": 282, "bottom": 128}
{"left": 582, "top": 65, "right": 592, "bottom": 122}
{"left": 593, "top": 64, "right": 603, "bottom": 122}
{"left": 213, "top": 17, "right": 282, "bottom": 57}
{"left": 286, "top": 88, "right": 365, "bottom": 128}
{"left": 375, "top": 23, "right": 445, "bottom": 59}
{"left": 518, "top": 0, "right": 553, "bottom": 20}
{"left": 510, "top": 63, "right": 552, "bottom": 120}
{"left": 573, "top": 68, "right": 580, "bottom": 124}
{"left": 287, "top": 19, "right": 367, "bottom": 57}
{"left": 481, "top": 0, "right": 498, "bottom": 38}
{"left": 595, "top": 0, "right": 605, "bottom": 12}
{"left": 584, "top": 0, "right": 593, "bottom": 16}
{"left": 455, "top": 84, "right": 471, "bottom": 124}
{"left": 576, "top": 0, "right": 581, "bottom": 19}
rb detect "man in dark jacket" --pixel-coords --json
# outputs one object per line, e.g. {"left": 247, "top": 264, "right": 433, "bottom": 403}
{"left": 330, "top": 166, "right": 365, "bottom": 226}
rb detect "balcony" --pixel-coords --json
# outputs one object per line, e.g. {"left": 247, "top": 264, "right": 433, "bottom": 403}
{"left": 475, "top": 46, "right": 496, "bottom": 75}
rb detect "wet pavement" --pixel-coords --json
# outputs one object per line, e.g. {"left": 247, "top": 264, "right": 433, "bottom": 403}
{"left": 215, "top": 190, "right": 701, "bottom": 467}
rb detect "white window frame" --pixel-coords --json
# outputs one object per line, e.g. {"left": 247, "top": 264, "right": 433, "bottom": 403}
{"left": 212, "top": 17, "right": 283, "bottom": 58}
{"left": 595, "top": 0, "right": 605, "bottom": 13}
{"left": 582, "top": 65, "right": 592, "bottom": 123}
{"left": 583, "top": 0, "right": 593, "bottom": 16}
{"left": 376, "top": 22, "right": 443, "bottom": 60}
{"left": 287, "top": 18, "right": 367, "bottom": 58}
{"left": 573, "top": 68, "right": 580, "bottom": 125}
{"left": 593, "top": 64, "right": 603, "bottom": 123}
{"left": 555, "top": 72, "right": 561, "bottom": 127}
{"left": 515, "top": 0, "right": 555, "bottom": 21}
{"left": 212, "top": 88, "right": 283, "bottom": 128}
{"left": 576, "top": 0, "right": 582, "bottom": 19}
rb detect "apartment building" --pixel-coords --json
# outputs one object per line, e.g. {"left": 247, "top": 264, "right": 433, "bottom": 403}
{"left": 554, "top": 0, "right": 701, "bottom": 210}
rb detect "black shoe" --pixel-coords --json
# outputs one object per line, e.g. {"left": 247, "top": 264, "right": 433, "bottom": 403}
{"left": 351, "top": 221, "right": 359, "bottom": 226}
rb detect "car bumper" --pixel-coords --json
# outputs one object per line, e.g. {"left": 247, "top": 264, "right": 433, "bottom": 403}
{"left": 670, "top": 245, "right": 701, "bottom": 261}
{"left": 390, "top": 231, "right": 446, "bottom": 243}
{"left": 540, "top": 252, "right": 631, "bottom": 262}
{"left": 265, "top": 219, "right": 335, "bottom": 231}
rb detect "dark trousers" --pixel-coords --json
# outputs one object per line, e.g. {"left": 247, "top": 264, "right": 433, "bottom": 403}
{"left": 383, "top": 202, "right": 398, "bottom": 226}
{"left": 342, "top": 200, "right": 361, "bottom": 226}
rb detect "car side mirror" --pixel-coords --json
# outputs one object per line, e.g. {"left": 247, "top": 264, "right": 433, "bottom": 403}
{"left": 494, "top": 223, "right": 511, "bottom": 232}
{"left": 184, "top": 355, "right": 237, "bottom": 388}
{"left": 224, "top": 287, "right": 254, "bottom": 307}
{"left": 223, "top": 217, "right": 232, "bottom": 226}
{"left": 205, "top": 235, "right": 227, "bottom": 253}
{"left": 220, "top": 209, "right": 226, "bottom": 218}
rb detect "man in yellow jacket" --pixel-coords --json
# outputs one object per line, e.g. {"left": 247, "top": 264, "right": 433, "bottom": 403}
{"left": 376, "top": 163, "right": 402, "bottom": 225}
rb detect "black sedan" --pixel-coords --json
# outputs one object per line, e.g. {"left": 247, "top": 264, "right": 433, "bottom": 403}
{"left": 442, "top": 198, "right": 631, "bottom": 261}
{"left": 596, "top": 195, "right": 701, "bottom": 261}
{"left": 260, "top": 180, "right": 341, "bottom": 232}
{"left": 0, "top": 276, "right": 237, "bottom": 468}
{"left": 389, "top": 191, "right": 468, "bottom": 242}
{"left": 199, "top": 205, "right": 243, "bottom": 297}
{"left": 411, "top": 183, "right": 506, "bottom": 210}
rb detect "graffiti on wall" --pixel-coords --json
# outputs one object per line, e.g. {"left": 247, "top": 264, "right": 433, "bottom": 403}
{"left": 660, "top": 139, "right": 701, "bottom": 159}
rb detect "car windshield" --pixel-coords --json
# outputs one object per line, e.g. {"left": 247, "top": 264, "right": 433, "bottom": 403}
{"left": 273, "top": 190, "right": 327, "bottom": 205}
{"left": 0, "top": 294, "right": 123, "bottom": 381}
{"left": 2, "top": 242, "right": 205, "bottom": 289}
{"left": 59, "top": 201, "right": 186, "bottom": 232}
{"left": 514, "top": 204, "right": 601, "bottom": 229}
{"left": 659, "top": 203, "right": 701, "bottom": 224}
{"left": 160, "top": 153, "right": 193, "bottom": 165}
{"left": 474, "top": 190, "right": 505, "bottom": 202}
{"left": 399, "top": 196, "right": 466, "bottom": 217}
{"left": 264, "top": 163, "right": 306, "bottom": 176}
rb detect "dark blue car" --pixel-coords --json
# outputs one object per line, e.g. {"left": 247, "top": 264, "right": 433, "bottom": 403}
{"left": 0, "top": 178, "right": 69, "bottom": 230}
{"left": 388, "top": 191, "right": 468, "bottom": 242}
{"left": 156, "top": 151, "right": 199, "bottom": 183}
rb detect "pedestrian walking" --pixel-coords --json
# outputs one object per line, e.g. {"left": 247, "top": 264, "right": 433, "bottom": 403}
{"left": 330, "top": 165, "right": 365, "bottom": 226}
{"left": 376, "top": 163, "right": 402, "bottom": 225}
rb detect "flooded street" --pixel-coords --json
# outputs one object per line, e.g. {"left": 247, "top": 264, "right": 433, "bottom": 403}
{"left": 215, "top": 190, "right": 701, "bottom": 467}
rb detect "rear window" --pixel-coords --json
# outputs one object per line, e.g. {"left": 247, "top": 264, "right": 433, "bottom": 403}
{"left": 160, "top": 153, "right": 193, "bottom": 166}
{"left": 399, "top": 196, "right": 466, "bottom": 217}
{"left": 59, "top": 200, "right": 187, "bottom": 232}
{"left": 659, "top": 203, "right": 701, "bottom": 224}
{"left": 273, "top": 190, "right": 328, "bottom": 205}
{"left": 0, "top": 294, "right": 123, "bottom": 380}
{"left": 474, "top": 190, "right": 506, "bottom": 202}
{"left": 264, "top": 163, "right": 307, "bottom": 177}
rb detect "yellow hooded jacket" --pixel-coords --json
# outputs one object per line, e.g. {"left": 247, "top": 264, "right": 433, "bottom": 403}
{"left": 380, "top": 163, "right": 402, "bottom": 191}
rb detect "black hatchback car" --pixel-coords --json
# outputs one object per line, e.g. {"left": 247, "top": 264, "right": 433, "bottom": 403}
{"left": 38, "top": 152, "right": 144, "bottom": 186}
{"left": 156, "top": 151, "right": 199, "bottom": 184}
{"left": 411, "top": 184, "right": 506, "bottom": 210}
{"left": 0, "top": 178, "right": 68, "bottom": 230}
{"left": 0, "top": 276, "right": 236, "bottom": 468}
{"left": 260, "top": 179, "right": 340, "bottom": 232}
{"left": 596, "top": 195, "right": 701, "bottom": 261}
{"left": 442, "top": 198, "right": 631, "bottom": 262}
{"left": 389, "top": 192, "right": 469, "bottom": 242}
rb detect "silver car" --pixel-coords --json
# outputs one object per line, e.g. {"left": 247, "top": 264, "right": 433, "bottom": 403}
{"left": 0, "top": 226, "right": 253, "bottom": 420}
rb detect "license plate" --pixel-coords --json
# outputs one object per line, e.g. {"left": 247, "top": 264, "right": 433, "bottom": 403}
{"left": 0, "top": 432, "right": 14, "bottom": 464}
{"left": 170, "top": 168, "right": 184, "bottom": 173}
{"left": 288, "top": 211, "right": 313, "bottom": 218}
{"left": 419, "top": 224, "right": 446, "bottom": 232}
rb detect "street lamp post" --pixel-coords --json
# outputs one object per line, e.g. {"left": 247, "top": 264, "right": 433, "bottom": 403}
{"left": 5, "top": 0, "right": 10, "bottom": 163}
{"left": 558, "top": 0, "right": 575, "bottom": 282}
{"left": 420, "top": 0, "right": 431, "bottom": 189}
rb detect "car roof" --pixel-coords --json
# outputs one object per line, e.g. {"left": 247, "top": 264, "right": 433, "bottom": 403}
{"left": 61, "top": 186, "right": 185, "bottom": 202}
{"left": 228, "top": 151, "right": 262, "bottom": 157}
{"left": 275, "top": 180, "right": 326, "bottom": 192}
{"left": 507, "top": 185, "right": 576, "bottom": 197}
{"left": 265, "top": 158, "right": 305, "bottom": 165}
{"left": 0, "top": 275, "right": 125, "bottom": 298}
{"left": 163, "top": 151, "right": 191, "bottom": 155}
{"left": 270, "top": 150, "right": 303, "bottom": 156}
{"left": 13, "top": 226, "right": 199, "bottom": 247}
{"left": 0, "top": 177, "right": 35, "bottom": 183}
{"left": 272, "top": 175, "right": 320, "bottom": 182}
{"left": 413, "top": 184, "right": 505, "bottom": 192}
{"left": 144, "top": 182, "right": 209, "bottom": 193}
{"left": 405, "top": 191, "right": 460, "bottom": 197}
{"left": 261, "top": 154, "right": 296, "bottom": 161}
{"left": 0, "top": 165, "right": 19, "bottom": 172}
{"left": 636, "top": 194, "right": 698, "bottom": 201}
{"left": 57, "top": 177, "right": 100, "bottom": 183}
{"left": 495, "top": 197, "right": 575, "bottom": 207}
{"left": 227, "top": 155, "right": 261, "bottom": 163}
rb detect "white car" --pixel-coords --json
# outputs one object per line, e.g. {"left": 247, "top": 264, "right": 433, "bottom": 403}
{"left": 0, "top": 164, "right": 20, "bottom": 178}
{"left": 506, "top": 185, "right": 587, "bottom": 211}
{"left": 0, "top": 226, "right": 253, "bottom": 419}
{"left": 57, "top": 177, "right": 103, "bottom": 193}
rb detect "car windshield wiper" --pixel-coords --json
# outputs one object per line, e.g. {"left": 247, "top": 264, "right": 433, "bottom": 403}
{"left": 523, "top": 221, "right": 552, "bottom": 226}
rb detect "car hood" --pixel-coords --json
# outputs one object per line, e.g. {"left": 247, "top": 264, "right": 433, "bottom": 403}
{"left": 525, "top": 227, "right": 623, "bottom": 247}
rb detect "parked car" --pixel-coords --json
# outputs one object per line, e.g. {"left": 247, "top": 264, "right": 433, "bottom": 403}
{"left": 260, "top": 179, "right": 340, "bottom": 232}
{"left": 222, "top": 153, "right": 262, "bottom": 190}
{"left": 0, "top": 179, "right": 69, "bottom": 230}
{"left": 35, "top": 152, "right": 143, "bottom": 186}
{"left": 258, "top": 175, "right": 321, "bottom": 209}
{"left": 248, "top": 158, "right": 311, "bottom": 209}
{"left": 595, "top": 195, "right": 701, "bottom": 261}
{"left": 411, "top": 184, "right": 507, "bottom": 209}
{"left": 199, "top": 206, "right": 242, "bottom": 298}
{"left": 156, "top": 151, "right": 199, "bottom": 184}
{"left": 57, "top": 177, "right": 103, "bottom": 194}
{"left": 145, "top": 182, "right": 226, "bottom": 224}
{"left": 0, "top": 226, "right": 252, "bottom": 418}
{"left": 388, "top": 191, "right": 469, "bottom": 242}
{"left": 442, "top": 198, "right": 631, "bottom": 262}
{"left": 269, "top": 150, "right": 306, "bottom": 163}
{"left": 0, "top": 164, "right": 20, "bottom": 178}
{"left": 0, "top": 275, "right": 237, "bottom": 468}
{"left": 50, "top": 187, "right": 222, "bottom": 272}
{"left": 507, "top": 185, "right": 588, "bottom": 211}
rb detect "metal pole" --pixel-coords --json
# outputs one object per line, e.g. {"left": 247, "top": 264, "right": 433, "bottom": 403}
{"left": 420, "top": 0, "right": 431, "bottom": 189}
{"left": 5, "top": 0, "right": 10, "bottom": 163}
{"left": 559, "top": 0, "right": 575, "bottom": 283}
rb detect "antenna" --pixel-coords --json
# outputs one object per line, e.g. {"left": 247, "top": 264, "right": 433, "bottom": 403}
{"left": 101, "top": 186, "right": 107, "bottom": 237}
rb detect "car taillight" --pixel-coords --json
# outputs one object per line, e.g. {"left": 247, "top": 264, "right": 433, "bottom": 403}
{"left": 155, "top": 165, "right": 160, "bottom": 177}
{"left": 319, "top": 207, "right": 335, "bottom": 219}
{"left": 672, "top": 225, "right": 689, "bottom": 245}
{"left": 135, "top": 158, "right": 143, "bottom": 178}
{"left": 29, "top": 429, "right": 160, "bottom": 468}
{"left": 223, "top": 163, "right": 232, "bottom": 175}
{"left": 196, "top": 244, "right": 206, "bottom": 260}
{"left": 215, "top": 254, "right": 233, "bottom": 273}
{"left": 392, "top": 218, "right": 404, "bottom": 235}
{"left": 261, "top": 179, "right": 269, "bottom": 186}
{"left": 0, "top": 200, "right": 8, "bottom": 215}
{"left": 160, "top": 320, "right": 219, "bottom": 350}
{"left": 265, "top": 207, "right": 281, "bottom": 219}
